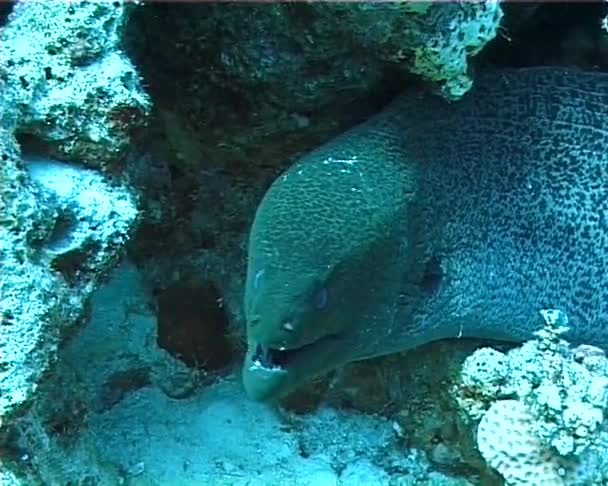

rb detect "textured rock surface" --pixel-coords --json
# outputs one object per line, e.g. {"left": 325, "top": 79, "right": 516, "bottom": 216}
{"left": 0, "top": 149, "right": 138, "bottom": 420}
{"left": 0, "top": 0, "right": 147, "bottom": 423}
{"left": 127, "top": 1, "right": 502, "bottom": 176}
{"left": 3, "top": 263, "right": 196, "bottom": 484}
{"left": 0, "top": 0, "right": 150, "bottom": 169}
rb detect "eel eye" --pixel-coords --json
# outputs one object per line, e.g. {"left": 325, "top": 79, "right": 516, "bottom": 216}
{"left": 312, "top": 287, "right": 328, "bottom": 310}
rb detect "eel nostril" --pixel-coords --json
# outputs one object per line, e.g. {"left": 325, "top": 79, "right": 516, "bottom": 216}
{"left": 282, "top": 321, "right": 294, "bottom": 332}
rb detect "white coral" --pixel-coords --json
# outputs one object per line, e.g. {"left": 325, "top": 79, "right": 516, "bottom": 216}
{"left": 477, "top": 400, "right": 573, "bottom": 485}
{"left": 455, "top": 309, "right": 608, "bottom": 484}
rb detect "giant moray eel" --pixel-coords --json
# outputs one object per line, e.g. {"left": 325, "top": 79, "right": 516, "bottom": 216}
{"left": 242, "top": 68, "right": 608, "bottom": 400}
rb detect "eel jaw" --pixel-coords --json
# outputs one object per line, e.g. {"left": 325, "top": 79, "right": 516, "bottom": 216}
{"left": 250, "top": 344, "right": 290, "bottom": 370}
{"left": 242, "top": 333, "right": 343, "bottom": 401}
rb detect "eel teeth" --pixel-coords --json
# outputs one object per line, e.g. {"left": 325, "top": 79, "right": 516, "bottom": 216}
{"left": 252, "top": 343, "right": 289, "bottom": 370}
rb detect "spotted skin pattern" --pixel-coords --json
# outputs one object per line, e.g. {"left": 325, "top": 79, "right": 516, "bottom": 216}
{"left": 242, "top": 68, "right": 608, "bottom": 400}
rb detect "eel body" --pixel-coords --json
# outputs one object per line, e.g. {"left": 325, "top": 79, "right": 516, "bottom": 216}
{"left": 242, "top": 68, "right": 608, "bottom": 400}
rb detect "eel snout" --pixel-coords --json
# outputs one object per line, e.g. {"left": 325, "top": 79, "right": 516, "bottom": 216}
{"left": 243, "top": 332, "right": 344, "bottom": 400}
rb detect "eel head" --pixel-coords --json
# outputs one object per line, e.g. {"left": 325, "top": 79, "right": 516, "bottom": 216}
{"left": 241, "top": 134, "right": 412, "bottom": 400}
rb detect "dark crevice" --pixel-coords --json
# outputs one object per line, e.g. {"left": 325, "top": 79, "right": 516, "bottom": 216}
{"left": 156, "top": 282, "right": 234, "bottom": 371}
{"left": 0, "top": 1, "right": 15, "bottom": 28}
{"left": 478, "top": 1, "right": 608, "bottom": 69}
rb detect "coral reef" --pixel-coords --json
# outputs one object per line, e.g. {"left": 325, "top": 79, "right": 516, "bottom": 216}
{"left": 2, "top": 1, "right": 608, "bottom": 484}
{"left": 0, "top": 0, "right": 148, "bottom": 424}
{"left": 455, "top": 310, "right": 608, "bottom": 484}
{"left": 0, "top": 149, "right": 138, "bottom": 421}
{"left": 0, "top": 0, "right": 150, "bottom": 169}
{"left": 0, "top": 469, "right": 20, "bottom": 486}
{"left": 402, "top": 1, "right": 502, "bottom": 98}
{"left": 3, "top": 263, "right": 196, "bottom": 484}
{"left": 127, "top": 1, "right": 502, "bottom": 177}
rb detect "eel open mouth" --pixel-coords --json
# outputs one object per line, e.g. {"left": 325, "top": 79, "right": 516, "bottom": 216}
{"left": 243, "top": 332, "right": 346, "bottom": 400}
{"left": 251, "top": 344, "right": 290, "bottom": 370}
{"left": 250, "top": 332, "right": 342, "bottom": 371}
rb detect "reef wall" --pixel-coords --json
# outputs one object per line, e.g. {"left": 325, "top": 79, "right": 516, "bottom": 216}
{"left": 1, "top": 1, "right": 607, "bottom": 485}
